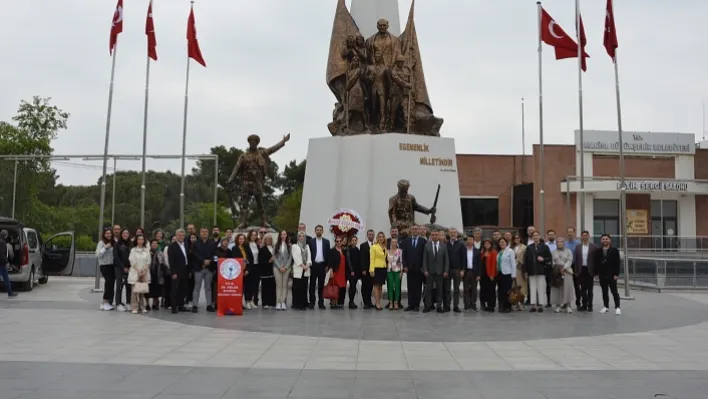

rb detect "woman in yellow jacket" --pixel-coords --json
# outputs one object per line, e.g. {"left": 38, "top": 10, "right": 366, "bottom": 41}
{"left": 369, "top": 231, "right": 388, "bottom": 311}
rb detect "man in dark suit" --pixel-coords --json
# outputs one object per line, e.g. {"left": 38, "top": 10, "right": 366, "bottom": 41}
{"left": 461, "top": 235, "right": 481, "bottom": 311}
{"left": 422, "top": 229, "right": 449, "bottom": 313}
{"left": 308, "top": 225, "right": 330, "bottom": 309}
{"left": 402, "top": 224, "right": 426, "bottom": 311}
{"left": 359, "top": 229, "right": 376, "bottom": 309}
{"left": 573, "top": 230, "right": 597, "bottom": 311}
{"left": 444, "top": 228, "right": 465, "bottom": 313}
{"left": 167, "top": 228, "right": 190, "bottom": 314}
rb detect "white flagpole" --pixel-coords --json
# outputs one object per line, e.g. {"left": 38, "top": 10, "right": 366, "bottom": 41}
{"left": 521, "top": 97, "right": 526, "bottom": 182}
{"left": 140, "top": 1, "right": 153, "bottom": 229}
{"left": 95, "top": 45, "right": 118, "bottom": 292}
{"left": 537, "top": 1, "right": 545, "bottom": 235}
{"left": 611, "top": 0, "right": 631, "bottom": 299}
{"left": 179, "top": 3, "right": 193, "bottom": 229}
{"left": 576, "top": 0, "right": 586, "bottom": 233}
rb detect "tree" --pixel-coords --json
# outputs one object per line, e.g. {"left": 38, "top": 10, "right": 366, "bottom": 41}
{"left": 272, "top": 187, "right": 303, "bottom": 232}
{"left": 279, "top": 159, "right": 306, "bottom": 196}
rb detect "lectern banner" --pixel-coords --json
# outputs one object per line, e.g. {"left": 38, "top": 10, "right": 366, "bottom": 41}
{"left": 217, "top": 258, "right": 244, "bottom": 316}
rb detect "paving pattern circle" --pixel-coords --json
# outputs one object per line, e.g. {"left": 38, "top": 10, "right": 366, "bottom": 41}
{"left": 135, "top": 288, "right": 708, "bottom": 342}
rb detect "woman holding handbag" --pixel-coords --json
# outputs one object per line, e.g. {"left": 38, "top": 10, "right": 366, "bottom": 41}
{"left": 551, "top": 237, "right": 575, "bottom": 314}
{"left": 326, "top": 236, "right": 347, "bottom": 309}
{"left": 128, "top": 235, "right": 151, "bottom": 314}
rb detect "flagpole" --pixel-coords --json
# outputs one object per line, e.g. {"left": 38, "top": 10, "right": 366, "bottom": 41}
{"left": 179, "top": 2, "right": 194, "bottom": 229}
{"left": 521, "top": 97, "right": 526, "bottom": 182}
{"left": 95, "top": 45, "right": 118, "bottom": 292}
{"left": 575, "top": 0, "right": 586, "bottom": 233}
{"left": 537, "top": 1, "right": 545, "bottom": 235}
{"left": 610, "top": 0, "right": 631, "bottom": 299}
{"left": 140, "top": 43, "right": 152, "bottom": 230}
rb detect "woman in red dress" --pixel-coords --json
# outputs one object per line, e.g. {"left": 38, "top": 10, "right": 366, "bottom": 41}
{"left": 327, "top": 236, "right": 348, "bottom": 309}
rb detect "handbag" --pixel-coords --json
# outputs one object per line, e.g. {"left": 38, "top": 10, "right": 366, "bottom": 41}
{"left": 323, "top": 278, "right": 339, "bottom": 300}
{"left": 133, "top": 281, "right": 149, "bottom": 294}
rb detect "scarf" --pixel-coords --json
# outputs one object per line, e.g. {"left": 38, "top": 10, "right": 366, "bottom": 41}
{"left": 297, "top": 239, "right": 308, "bottom": 263}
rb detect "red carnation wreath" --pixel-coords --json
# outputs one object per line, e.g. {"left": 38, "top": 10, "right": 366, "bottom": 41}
{"left": 327, "top": 209, "right": 364, "bottom": 238}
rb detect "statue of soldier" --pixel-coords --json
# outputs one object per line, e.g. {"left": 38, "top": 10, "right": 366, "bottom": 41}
{"left": 365, "top": 51, "right": 389, "bottom": 132}
{"left": 388, "top": 179, "right": 436, "bottom": 239}
{"left": 388, "top": 55, "right": 412, "bottom": 132}
{"left": 227, "top": 133, "right": 290, "bottom": 229}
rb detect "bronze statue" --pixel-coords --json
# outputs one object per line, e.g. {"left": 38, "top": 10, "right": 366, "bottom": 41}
{"left": 227, "top": 133, "right": 290, "bottom": 229}
{"left": 388, "top": 179, "right": 436, "bottom": 239}
{"left": 388, "top": 55, "right": 412, "bottom": 132}
{"left": 345, "top": 56, "right": 368, "bottom": 132}
{"left": 325, "top": 0, "right": 443, "bottom": 136}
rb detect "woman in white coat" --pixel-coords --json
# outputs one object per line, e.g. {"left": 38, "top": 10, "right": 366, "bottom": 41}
{"left": 291, "top": 231, "right": 312, "bottom": 311}
{"left": 128, "top": 235, "right": 151, "bottom": 314}
{"left": 497, "top": 237, "right": 517, "bottom": 313}
{"left": 551, "top": 237, "right": 575, "bottom": 314}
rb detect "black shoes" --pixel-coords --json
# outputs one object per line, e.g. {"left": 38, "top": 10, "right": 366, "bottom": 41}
{"left": 192, "top": 306, "right": 198, "bottom": 313}
{"left": 453, "top": 307, "right": 462, "bottom": 313}
{"left": 206, "top": 305, "right": 216, "bottom": 312}
{"left": 318, "top": 303, "right": 326, "bottom": 310}
{"left": 422, "top": 307, "right": 431, "bottom": 313}
{"left": 349, "top": 303, "right": 358, "bottom": 309}
{"left": 436, "top": 307, "right": 444, "bottom": 314}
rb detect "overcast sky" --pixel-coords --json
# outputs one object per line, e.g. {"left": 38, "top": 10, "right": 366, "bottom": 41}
{"left": 1, "top": 0, "right": 706, "bottom": 186}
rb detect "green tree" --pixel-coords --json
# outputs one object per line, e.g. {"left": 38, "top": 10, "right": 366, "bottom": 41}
{"left": 279, "top": 159, "right": 306, "bottom": 196}
{"left": 272, "top": 187, "right": 303, "bottom": 232}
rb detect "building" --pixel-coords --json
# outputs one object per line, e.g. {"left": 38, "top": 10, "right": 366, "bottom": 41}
{"left": 456, "top": 130, "right": 707, "bottom": 245}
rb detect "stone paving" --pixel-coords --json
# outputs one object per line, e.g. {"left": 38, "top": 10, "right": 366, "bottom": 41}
{"left": 1, "top": 277, "right": 708, "bottom": 398}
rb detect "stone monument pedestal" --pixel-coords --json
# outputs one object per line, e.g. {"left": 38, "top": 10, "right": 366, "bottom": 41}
{"left": 299, "top": 133, "right": 463, "bottom": 242}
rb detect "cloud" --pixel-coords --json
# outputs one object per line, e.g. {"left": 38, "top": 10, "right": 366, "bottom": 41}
{"left": 0, "top": 0, "right": 705, "bottom": 185}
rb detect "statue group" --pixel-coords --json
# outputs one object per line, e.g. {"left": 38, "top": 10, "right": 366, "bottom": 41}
{"left": 326, "top": 1, "right": 443, "bottom": 136}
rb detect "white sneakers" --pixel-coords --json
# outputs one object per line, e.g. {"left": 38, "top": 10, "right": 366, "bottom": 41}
{"left": 275, "top": 303, "right": 288, "bottom": 311}
{"left": 100, "top": 303, "right": 114, "bottom": 311}
{"left": 600, "top": 307, "right": 622, "bottom": 316}
{"left": 116, "top": 304, "right": 127, "bottom": 312}
{"left": 245, "top": 301, "right": 253, "bottom": 310}
{"left": 554, "top": 306, "right": 561, "bottom": 313}
{"left": 567, "top": 307, "right": 573, "bottom": 314}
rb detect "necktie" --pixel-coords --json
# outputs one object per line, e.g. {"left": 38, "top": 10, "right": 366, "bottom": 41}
{"left": 414, "top": 238, "right": 417, "bottom": 248}
{"left": 433, "top": 243, "right": 437, "bottom": 256}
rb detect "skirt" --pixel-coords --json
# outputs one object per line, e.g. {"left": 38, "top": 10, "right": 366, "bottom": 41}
{"left": 550, "top": 274, "right": 576, "bottom": 305}
{"left": 373, "top": 268, "right": 387, "bottom": 286}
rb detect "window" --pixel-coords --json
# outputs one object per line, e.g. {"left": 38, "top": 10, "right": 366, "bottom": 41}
{"left": 461, "top": 198, "right": 499, "bottom": 227}
{"left": 593, "top": 199, "right": 620, "bottom": 244}
{"left": 26, "top": 231, "right": 38, "bottom": 250}
{"left": 594, "top": 199, "right": 619, "bottom": 217}
{"left": 651, "top": 200, "right": 677, "bottom": 218}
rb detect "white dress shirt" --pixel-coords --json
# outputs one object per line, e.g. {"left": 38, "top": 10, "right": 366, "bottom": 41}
{"left": 315, "top": 238, "right": 324, "bottom": 263}
{"left": 177, "top": 241, "right": 187, "bottom": 263}
{"left": 581, "top": 243, "right": 589, "bottom": 267}
{"left": 250, "top": 242, "right": 259, "bottom": 264}
{"left": 466, "top": 247, "right": 475, "bottom": 270}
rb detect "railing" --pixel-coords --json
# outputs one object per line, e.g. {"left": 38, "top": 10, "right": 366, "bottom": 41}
{"left": 623, "top": 257, "right": 708, "bottom": 289}
{"left": 591, "top": 235, "right": 708, "bottom": 259}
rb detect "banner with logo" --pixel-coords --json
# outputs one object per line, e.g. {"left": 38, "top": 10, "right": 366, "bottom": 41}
{"left": 217, "top": 258, "right": 244, "bottom": 316}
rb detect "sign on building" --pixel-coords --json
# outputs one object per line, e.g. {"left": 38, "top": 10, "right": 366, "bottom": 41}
{"left": 576, "top": 130, "right": 695, "bottom": 155}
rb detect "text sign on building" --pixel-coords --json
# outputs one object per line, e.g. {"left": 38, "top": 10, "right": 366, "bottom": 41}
{"left": 398, "top": 142, "right": 456, "bottom": 173}
{"left": 576, "top": 130, "right": 695, "bottom": 155}
{"left": 617, "top": 181, "right": 689, "bottom": 192}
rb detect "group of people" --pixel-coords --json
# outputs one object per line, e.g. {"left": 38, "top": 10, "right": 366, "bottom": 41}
{"left": 94, "top": 222, "right": 624, "bottom": 316}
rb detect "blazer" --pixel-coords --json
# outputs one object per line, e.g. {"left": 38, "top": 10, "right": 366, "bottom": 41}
{"left": 273, "top": 243, "right": 293, "bottom": 271}
{"left": 167, "top": 241, "right": 189, "bottom": 276}
{"left": 360, "top": 241, "right": 374, "bottom": 275}
{"left": 292, "top": 244, "right": 312, "bottom": 279}
{"left": 309, "top": 237, "right": 331, "bottom": 264}
{"left": 369, "top": 244, "right": 387, "bottom": 273}
{"left": 345, "top": 246, "right": 361, "bottom": 275}
{"left": 573, "top": 242, "right": 598, "bottom": 276}
{"left": 498, "top": 247, "right": 517, "bottom": 278}
{"left": 401, "top": 235, "right": 426, "bottom": 271}
{"left": 232, "top": 244, "right": 254, "bottom": 266}
{"left": 446, "top": 239, "right": 465, "bottom": 270}
{"left": 258, "top": 245, "right": 275, "bottom": 277}
{"left": 461, "top": 245, "right": 481, "bottom": 274}
{"left": 523, "top": 242, "right": 552, "bottom": 276}
{"left": 422, "top": 240, "right": 449, "bottom": 276}
{"left": 328, "top": 247, "right": 345, "bottom": 272}
{"left": 594, "top": 245, "right": 621, "bottom": 277}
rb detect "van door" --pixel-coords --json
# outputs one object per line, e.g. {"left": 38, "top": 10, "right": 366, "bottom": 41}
{"left": 42, "top": 231, "right": 76, "bottom": 275}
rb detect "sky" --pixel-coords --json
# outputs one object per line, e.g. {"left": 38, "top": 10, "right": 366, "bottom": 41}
{"left": 0, "top": 0, "right": 706, "bottom": 186}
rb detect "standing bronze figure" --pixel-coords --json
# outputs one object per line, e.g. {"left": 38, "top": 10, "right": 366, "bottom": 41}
{"left": 227, "top": 133, "right": 290, "bottom": 229}
{"left": 326, "top": 0, "right": 443, "bottom": 136}
{"left": 388, "top": 179, "right": 436, "bottom": 239}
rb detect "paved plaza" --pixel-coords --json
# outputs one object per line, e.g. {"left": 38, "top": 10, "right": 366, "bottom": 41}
{"left": 1, "top": 278, "right": 708, "bottom": 398}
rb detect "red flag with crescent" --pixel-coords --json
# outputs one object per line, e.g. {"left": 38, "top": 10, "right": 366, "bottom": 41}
{"left": 187, "top": 6, "right": 206, "bottom": 67}
{"left": 146, "top": 1, "right": 157, "bottom": 61}
{"left": 604, "top": 0, "right": 619, "bottom": 61}
{"left": 540, "top": 7, "right": 588, "bottom": 66}
{"left": 109, "top": 0, "right": 123, "bottom": 54}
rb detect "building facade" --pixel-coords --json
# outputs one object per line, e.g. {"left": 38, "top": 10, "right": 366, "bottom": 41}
{"left": 456, "top": 130, "right": 708, "bottom": 245}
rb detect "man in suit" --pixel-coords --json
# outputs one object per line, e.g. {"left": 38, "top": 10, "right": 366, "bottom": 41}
{"left": 308, "top": 225, "right": 330, "bottom": 309}
{"left": 402, "top": 224, "right": 426, "bottom": 311}
{"left": 359, "top": 229, "right": 376, "bottom": 309}
{"left": 422, "top": 229, "right": 449, "bottom": 313}
{"left": 573, "top": 230, "right": 597, "bottom": 311}
{"left": 461, "top": 235, "right": 481, "bottom": 311}
{"left": 292, "top": 223, "right": 313, "bottom": 245}
{"left": 594, "top": 233, "right": 621, "bottom": 315}
{"left": 168, "top": 228, "right": 190, "bottom": 314}
{"left": 444, "top": 228, "right": 465, "bottom": 313}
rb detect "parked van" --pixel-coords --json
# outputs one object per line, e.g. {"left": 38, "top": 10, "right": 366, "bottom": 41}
{"left": 0, "top": 217, "right": 76, "bottom": 291}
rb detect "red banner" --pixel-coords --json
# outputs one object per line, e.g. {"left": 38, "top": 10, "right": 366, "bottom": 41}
{"left": 217, "top": 258, "right": 244, "bottom": 316}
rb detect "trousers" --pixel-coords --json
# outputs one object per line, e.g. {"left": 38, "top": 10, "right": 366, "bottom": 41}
{"left": 292, "top": 277, "right": 308, "bottom": 309}
{"left": 274, "top": 267, "right": 289, "bottom": 304}
{"left": 444, "top": 271, "right": 462, "bottom": 309}
{"left": 193, "top": 268, "right": 214, "bottom": 307}
{"left": 99, "top": 264, "right": 115, "bottom": 302}
{"left": 497, "top": 274, "right": 513, "bottom": 311}
{"left": 578, "top": 268, "right": 594, "bottom": 308}
{"left": 406, "top": 269, "right": 424, "bottom": 308}
{"left": 386, "top": 271, "right": 401, "bottom": 302}
{"left": 309, "top": 262, "right": 327, "bottom": 306}
{"left": 462, "top": 271, "right": 478, "bottom": 309}
{"left": 480, "top": 275, "right": 496, "bottom": 309}
{"left": 528, "top": 275, "right": 548, "bottom": 306}
{"left": 599, "top": 276, "right": 620, "bottom": 309}
{"left": 424, "top": 273, "right": 444, "bottom": 309}
{"left": 361, "top": 271, "right": 373, "bottom": 306}
{"left": 115, "top": 265, "right": 131, "bottom": 305}
{"left": 347, "top": 273, "right": 360, "bottom": 304}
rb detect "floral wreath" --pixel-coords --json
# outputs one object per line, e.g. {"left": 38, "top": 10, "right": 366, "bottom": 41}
{"left": 327, "top": 209, "right": 364, "bottom": 238}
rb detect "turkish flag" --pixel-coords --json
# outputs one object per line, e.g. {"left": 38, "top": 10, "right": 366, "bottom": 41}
{"left": 540, "top": 8, "right": 589, "bottom": 68}
{"left": 109, "top": 0, "right": 123, "bottom": 54}
{"left": 187, "top": 7, "right": 206, "bottom": 67}
{"left": 146, "top": 1, "right": 157, "bottom": 61}
{"left": 604, "top": 0, "right": 619, "bottom": 61}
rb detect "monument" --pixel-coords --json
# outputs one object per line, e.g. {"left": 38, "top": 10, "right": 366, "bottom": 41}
{"left": 326, "top": 0, "right": 443, "bottom": 136}
{"left": 299, "top": 0, "right": 462, "bottom": 241}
